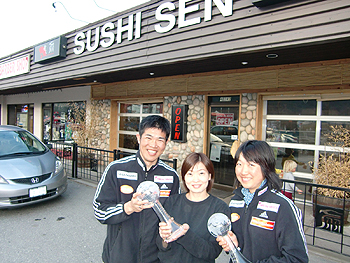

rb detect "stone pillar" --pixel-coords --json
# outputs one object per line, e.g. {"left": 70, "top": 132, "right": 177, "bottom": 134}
{"left": 163, "top": 95, "right": 205, "bottom": 174}
{"left": 90, "top": 99, "right": 111, "bottom": 149}
{"left": 239, "top": 93, "right": 257, "bottom": 142}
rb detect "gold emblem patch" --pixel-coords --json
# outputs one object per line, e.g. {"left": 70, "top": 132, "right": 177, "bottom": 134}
{"left": 120, "top": 185, "right": 134, "bottom": 194}
{"left": 231, "top": 213, "right": 240, "bottom": 222}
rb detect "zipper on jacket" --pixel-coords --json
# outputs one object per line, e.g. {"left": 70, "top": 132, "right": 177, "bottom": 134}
{"left": 138, "top": 212, "right": 143, "bottom": 263}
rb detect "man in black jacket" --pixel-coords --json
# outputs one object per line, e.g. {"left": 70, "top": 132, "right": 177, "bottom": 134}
{"left": 93, "top": 115, "right": 180, "bottom": 263}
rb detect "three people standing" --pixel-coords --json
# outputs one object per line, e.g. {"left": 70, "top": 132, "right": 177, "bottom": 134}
{"left": 93, "top": 115, "right": 308, "bottom": 263}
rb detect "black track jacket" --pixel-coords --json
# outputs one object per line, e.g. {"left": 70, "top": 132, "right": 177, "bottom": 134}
{"left": 93, "top": 151, "right": 180, "bottom": 263}
{"left": 229, "top": 184, "right": 308, "bottom": 262}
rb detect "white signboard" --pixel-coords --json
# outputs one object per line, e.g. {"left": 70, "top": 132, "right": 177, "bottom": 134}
{"left": 210, "top": 143, "right": 221, "bottom": 162}
{"left": 0, "top": 55, "right": 30, "bottom": 80}
{"left": 216, "top": 113, "right": 234, "bottom": 125}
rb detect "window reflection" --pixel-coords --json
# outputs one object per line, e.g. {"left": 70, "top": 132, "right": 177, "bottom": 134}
{"left": 266, "top": 120, "right": 316, "bottom": 144}
{"left": 118, "top": 102, "right": 163, "bottom": 152}
{"left": 267, "top": 100, "right": 316, "bottom": 115}
{"left": 120, "top": 104, "right": 141, "bottom": 114}
{"left": 272, "top": 147, "right": 314, "bottom": 173}
{"left": 322, "top": 100, "right": 350, "bottom": 116}
{"left": 119, "top": 134, "right": 139, "bottom": 150}
{"left": 320, "top": 121, "right": 350, "bottom": 145}
{"left": 142, "top": 103, "right": 163, "bottom": 114}
{"left": 119, "top": 117, "right": 140, "bottom": 132}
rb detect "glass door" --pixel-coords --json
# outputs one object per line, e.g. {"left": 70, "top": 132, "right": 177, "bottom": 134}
{"left": 208, "top": 96, "right": 240, "bottom": 186}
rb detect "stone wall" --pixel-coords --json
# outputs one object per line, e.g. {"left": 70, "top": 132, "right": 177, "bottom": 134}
{"left": 91, "top": 94, "right": 257, "bottom": 174}
{"left": 239, "top": 93, "right": 257, "bottom": 142}
{"left": 163, "top": 95, "right": 205, "bottom": 173}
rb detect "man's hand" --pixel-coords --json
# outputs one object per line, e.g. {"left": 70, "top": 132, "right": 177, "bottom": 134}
{"left": 124, "top": 192, "right": 153, "bottom": 215}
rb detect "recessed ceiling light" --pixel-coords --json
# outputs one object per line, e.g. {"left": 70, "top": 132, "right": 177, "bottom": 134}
{"left": 241, "top": 61, "right": 248, "bottom": 65}
{"left": 150, "top": 72, "right": 154, "bottom": 76}
{"left": 266, "top": 53, "right": 278, "bottom": 59}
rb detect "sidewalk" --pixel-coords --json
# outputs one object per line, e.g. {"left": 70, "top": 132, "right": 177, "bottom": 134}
{"left": 210, "top": 187, "right": 350, "bottom": 263}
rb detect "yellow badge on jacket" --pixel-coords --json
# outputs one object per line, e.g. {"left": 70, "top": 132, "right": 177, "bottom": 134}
{"left": 231, "top": 213, "right": 240, "bottom": 222}
{"left": 120, "top": 185, "right": 134, "bottom": 194}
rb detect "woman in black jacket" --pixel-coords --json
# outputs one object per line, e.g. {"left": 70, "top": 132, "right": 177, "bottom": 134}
{"left": 217, "top": 140, "right": 308, "bottom": 263}
{"left": 157, "top": 152, "right": 230, "bottom": 263}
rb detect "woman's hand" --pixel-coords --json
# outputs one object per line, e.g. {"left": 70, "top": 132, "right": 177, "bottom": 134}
{"left": 216, "top": 231, "right": 238, "bottom": 252}
{"left": 124, "top": 192, "right": 153, "bottom": 215}
{"left": 159, "top": 220, "right": 190, "bottom": 243}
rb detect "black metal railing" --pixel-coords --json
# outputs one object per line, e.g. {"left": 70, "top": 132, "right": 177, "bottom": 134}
{"left": 46, "top": 141, "right": 177, "bottom": 183}
{"left": 281, "top": 179, "right": 350, "bottom": 256}
{"left": 47, "top": 141, "right": 350, "bottom": 256}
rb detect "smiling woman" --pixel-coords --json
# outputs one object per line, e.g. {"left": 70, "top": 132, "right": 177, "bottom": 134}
{"left": 216, "top": 140, "right": 308, "bottom": 263}
{"left": 157, "top": 152, "right": 230, "bottom": 263}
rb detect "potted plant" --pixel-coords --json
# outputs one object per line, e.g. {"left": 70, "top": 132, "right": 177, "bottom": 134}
{"left": 312, "top": 125, "right": 350, "bottom": 230}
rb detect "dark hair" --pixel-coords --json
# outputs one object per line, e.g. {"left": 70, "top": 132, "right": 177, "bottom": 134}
{"left": 233, "top": 140, "right": 281, "bottom": 191}
{"left": 139, "top": 115, "right": 171, "bottom": 140}
{"left": 181, "top": 152, "right": 214, "bottom": 192}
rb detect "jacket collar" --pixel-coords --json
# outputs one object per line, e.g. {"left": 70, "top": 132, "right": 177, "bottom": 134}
{"left": 234, "top": 180, "right": 269, "bottom": 199}
{"left": 136, "top": 150, "right": 159, "bottom": 172}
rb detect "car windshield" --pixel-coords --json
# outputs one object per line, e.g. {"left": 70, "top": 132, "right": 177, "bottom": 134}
{"left": 0, "top": 130, "right": 46, "bottom": 157}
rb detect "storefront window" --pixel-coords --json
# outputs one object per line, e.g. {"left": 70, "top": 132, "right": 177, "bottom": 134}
{"left": 266, "top": 120, "right": 316, "bottom": 144}
{"left": 267, "top": 100, "right": 316, "bottom": 115}
{"left": 320, "top": 121, "right": 350, "bottom": 145}
{"left": 43, "top": 104, "right": 52, "bottom": 141}
{"left": 7, "top": 104, "right": 34, "bottom": 133}
{"left": 322, "top": 100, "right": 350, "bottom": 116}
{"left": 263, "top": 98, "right": 350, "bottom": 180}
{"left": 43, "top": 102, "right": 84, "bottom": 141}
{"left": 142, "top": 103, "right": 163, "bottom": 114}
{"left": 118, "top": 102, "right": 163, "bottom": 152}
{"left": 120, "top": 104, "right": 141, "bottom": 114}
{"left": 272, "top": 147, "right": 314, "bottom": 173}
{"left": 119, "top": 116, "right": 140, "bottom": 132}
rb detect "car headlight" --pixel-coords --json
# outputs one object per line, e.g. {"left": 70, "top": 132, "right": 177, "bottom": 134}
{"left": 55, "top": 158, "right": 63, "bottom": 174}
{"left": 0, "top": 175, "right": 8, "bottom": 184}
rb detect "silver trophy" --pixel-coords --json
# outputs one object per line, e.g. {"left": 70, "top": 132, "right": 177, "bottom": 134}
{"left": 207, "top": 213, "right": 251, "bottom": 263}
{"left": 136, "top": 181, "right": 185, "bottom": 242}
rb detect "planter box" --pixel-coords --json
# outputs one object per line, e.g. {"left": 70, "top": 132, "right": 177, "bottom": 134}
{"left": 313, "top": 193, "right": 350, "bottom": 233}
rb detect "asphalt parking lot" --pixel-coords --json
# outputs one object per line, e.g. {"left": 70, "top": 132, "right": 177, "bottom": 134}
{"left": 0, "top": 178, "right": 105, "bottom": 263}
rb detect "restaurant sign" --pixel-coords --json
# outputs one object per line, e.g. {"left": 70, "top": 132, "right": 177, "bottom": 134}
{"left": 73, "top": 0, "right": 233, "bottom": 55}
{"left": 34, "top": 36, "right": 67, "bottom": 63}
{"left": 171, "top": 105, "right": 188, "bottom": 142}
{"left": 0, "top": 55, "right": 30, "bottom": 80}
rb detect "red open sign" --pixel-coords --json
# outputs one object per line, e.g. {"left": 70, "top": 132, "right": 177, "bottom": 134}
{"left": 171, "top": 105, "right": 187, "bottom": 142}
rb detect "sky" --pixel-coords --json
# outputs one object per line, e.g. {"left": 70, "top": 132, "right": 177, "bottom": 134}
{"left": 0, "top": 0, "right": 150, "bottom": 59}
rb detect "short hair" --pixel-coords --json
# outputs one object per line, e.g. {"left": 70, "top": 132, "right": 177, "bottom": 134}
{"left": 181, "top": 152, "right": 214, "bottom": 193}
{"left": 283, "top": 159, "right": 297, "bottom": 173}
{"left": 139, "top": 115, "right": 171, "bottom": 140}
{"left": 233, "top": 140, "right": 281, "bottom": 191}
